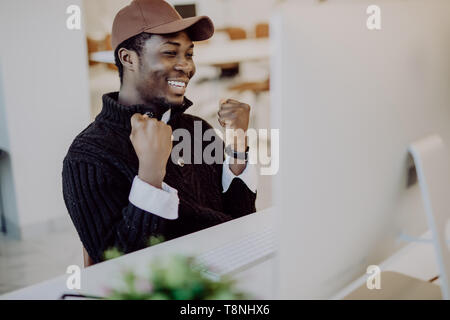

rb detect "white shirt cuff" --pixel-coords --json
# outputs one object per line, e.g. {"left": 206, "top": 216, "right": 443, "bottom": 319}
{"left": 222, "top": 154, "right": 258, "bottom": 193}
{"left": 128, "top": 176, "right": 179, "bottom": 220}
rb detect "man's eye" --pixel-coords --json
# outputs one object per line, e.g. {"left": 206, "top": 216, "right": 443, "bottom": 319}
{"left": 187, "top": 53, "right": 194, "bottom": 58}
{"left": 164, "top": 51, "right": 177, "bottom": 56}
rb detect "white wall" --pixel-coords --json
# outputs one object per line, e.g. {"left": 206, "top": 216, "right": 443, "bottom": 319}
{"left": 0, "top": 0, "right": 91, "bottom": 239}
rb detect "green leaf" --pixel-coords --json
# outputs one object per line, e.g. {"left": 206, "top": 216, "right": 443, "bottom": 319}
{"left": 148, "top": 235, "right": 165, "bottom": 246}
{"left": 103, "top": 247, "right": 124, "bottom": 260}
{"left": 101, "top": 254, "right": 249, "bottom": 300}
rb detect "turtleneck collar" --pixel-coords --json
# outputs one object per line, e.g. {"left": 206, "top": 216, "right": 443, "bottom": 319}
{"left": 95, "top": 92, "right": 193, "bottom": 130}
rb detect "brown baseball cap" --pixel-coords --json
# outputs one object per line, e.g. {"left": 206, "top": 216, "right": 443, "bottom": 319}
{"left": 111, "top": 0, "right": 214, "bottom": 51}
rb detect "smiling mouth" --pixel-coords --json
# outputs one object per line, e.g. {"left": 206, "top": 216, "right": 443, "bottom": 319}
{"left": 167, "top": 80, "right": 187, "bottom": 88}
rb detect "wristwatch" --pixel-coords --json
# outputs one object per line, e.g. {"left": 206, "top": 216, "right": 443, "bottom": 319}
{"left": 225, "top": 145, "right": 249, "bottom": 161}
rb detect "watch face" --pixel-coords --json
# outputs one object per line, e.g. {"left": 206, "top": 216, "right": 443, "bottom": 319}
{"left": 225, "top": 145, "right": 248, "bottom": 161}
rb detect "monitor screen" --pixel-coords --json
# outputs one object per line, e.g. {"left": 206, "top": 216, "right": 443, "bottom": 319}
{"left": 272, "top": 0, "right": 450, "bottom": 299}
{"left": 174, "top": 4, "right": 196, "bottom": 18}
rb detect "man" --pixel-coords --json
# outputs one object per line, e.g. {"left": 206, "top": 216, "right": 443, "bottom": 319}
{"left": 62, "top": 0, "right": 257, "bottom": 264}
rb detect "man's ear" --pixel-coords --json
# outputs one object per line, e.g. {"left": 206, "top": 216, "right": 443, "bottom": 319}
{"left": 118, "top": 48, "right": 139, "bottom": 72}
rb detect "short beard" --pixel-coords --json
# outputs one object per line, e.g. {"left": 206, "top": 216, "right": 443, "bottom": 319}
{"left": 149, "top": 96, "right": 185, "bottom": 111}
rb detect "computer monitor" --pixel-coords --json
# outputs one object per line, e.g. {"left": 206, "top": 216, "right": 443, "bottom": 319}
{"left": 270, "top": 0, "right": 450, "bottom": 299}
{"left": 174, "top": 4, "right": 196, "bottom": 18}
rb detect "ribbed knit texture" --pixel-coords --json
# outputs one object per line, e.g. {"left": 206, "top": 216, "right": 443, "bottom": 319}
{"left": 62, "top": 92, "right": 256, "bottom": 263}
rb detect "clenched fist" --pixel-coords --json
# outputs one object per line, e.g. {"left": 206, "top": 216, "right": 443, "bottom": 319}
{"left": 130, "top": 113, "right": 172, "bottom": 189}
{"left": 218, "top": 98, "right": 250, "bottom": 152}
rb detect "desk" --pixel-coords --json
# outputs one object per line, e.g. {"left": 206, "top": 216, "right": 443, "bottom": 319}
{"left": 332, "top": 230, "right": 440, "bottom": 299}
{"left": 89, "top": 38, "right": 270, "bottom": 67}
{"left": 0, "top": 207, "right": 441, "bottom": 300}
{"left": 0, "top": 208, "right": 275, "bottom": 300}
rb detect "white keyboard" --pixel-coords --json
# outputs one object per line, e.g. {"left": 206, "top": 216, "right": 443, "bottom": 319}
{"left": 195, "top": 228, "right": 275, "bottom": 280}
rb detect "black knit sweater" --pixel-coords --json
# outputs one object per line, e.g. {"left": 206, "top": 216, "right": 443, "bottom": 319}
{"left": 62, "top": 92, "right": 256, "bottom": 263}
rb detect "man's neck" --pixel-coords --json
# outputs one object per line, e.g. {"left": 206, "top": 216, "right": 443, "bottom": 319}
{"left": 117, "top": 85, "right": 146, "bottom": 106}
{"left": 117, "top": 85, "right": 171, "bottom": 116}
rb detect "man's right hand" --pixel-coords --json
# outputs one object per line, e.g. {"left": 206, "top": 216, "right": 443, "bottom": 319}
{"left": 130, "top": 113, "right": 173, "bottom": 189}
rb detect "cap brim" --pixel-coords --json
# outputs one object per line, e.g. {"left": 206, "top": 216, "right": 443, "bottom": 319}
{"left": 143, "top": 16, "right": 214, "bottom": 41}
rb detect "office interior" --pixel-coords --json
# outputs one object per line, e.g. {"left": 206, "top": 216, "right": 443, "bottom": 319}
{"left": 1, "top": 0, "right": 450, "bottom": 300}
{"left": 0, "top": 0, "right": 274, "bottom": 295}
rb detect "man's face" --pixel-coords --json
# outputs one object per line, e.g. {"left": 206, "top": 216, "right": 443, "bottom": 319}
{"left": 135, "top": 31, "right": 196, "bottom": 107}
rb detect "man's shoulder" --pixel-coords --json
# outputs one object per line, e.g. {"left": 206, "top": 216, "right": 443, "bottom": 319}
{"left": 64, "top": 120, "right": 127, "bottom": 166}
{"left": 67, "top": 120, "right": 100, "bottom": 148}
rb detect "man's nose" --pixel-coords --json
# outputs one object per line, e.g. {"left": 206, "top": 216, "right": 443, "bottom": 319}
{"left": 174, "top": 58, "right": 193, "bottom": 74}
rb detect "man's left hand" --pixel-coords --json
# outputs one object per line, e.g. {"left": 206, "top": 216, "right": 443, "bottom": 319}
{"left": 218, "top": 98, "right": 250, "bottom": 132}
{"left": 218, "top": 98, "right": 250, "bottom": 152}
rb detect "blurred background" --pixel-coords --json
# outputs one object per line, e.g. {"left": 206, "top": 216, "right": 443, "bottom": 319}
{"left": 0, "top": 0, "right": 276, "bottom": 294}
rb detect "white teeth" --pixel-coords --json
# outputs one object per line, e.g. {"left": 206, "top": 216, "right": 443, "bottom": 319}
{"left": 168, "top": 80, "right": 186, "bottom": 88}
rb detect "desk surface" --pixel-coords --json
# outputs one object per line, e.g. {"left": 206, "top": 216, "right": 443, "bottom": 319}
{"left": 90, "top": 38, "right": 270, "bottom": 66}
{"left": 332, "top": 230, "right": 440, "bottom": 299}
{"left": 0, "top": 208, "right": 275, "bottom": 300}
{"left": 0, "top": 206, "right": 441, "bottom": 300}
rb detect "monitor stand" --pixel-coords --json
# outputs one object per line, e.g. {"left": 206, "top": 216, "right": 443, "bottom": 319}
{"left": 343, "top": 134, "right": 450, "bottom": 300}
{"left": 408, "top": 134, "right": 450, "bottom": 300}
